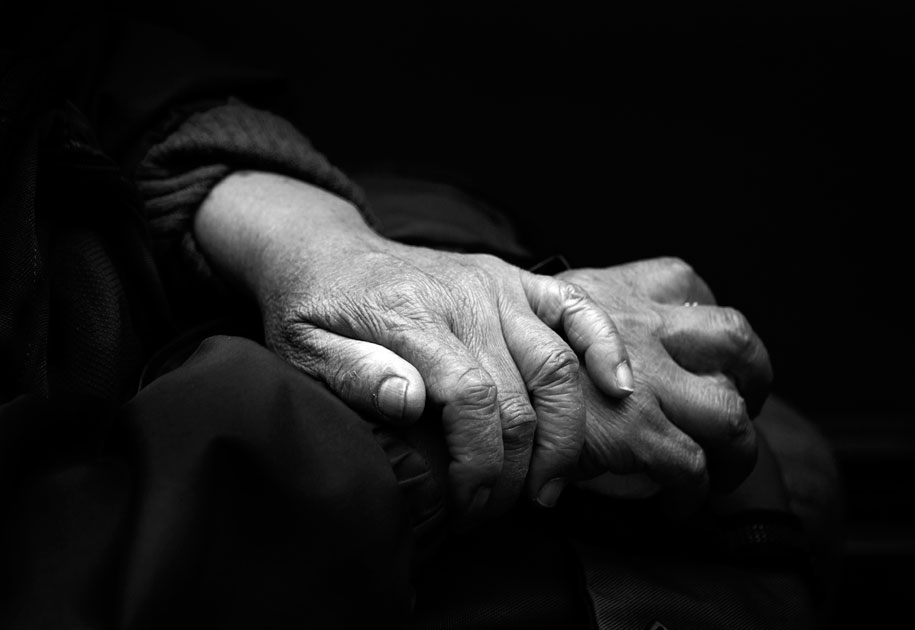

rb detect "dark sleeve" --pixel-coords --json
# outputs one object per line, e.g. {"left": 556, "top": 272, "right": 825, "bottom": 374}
{"left": 133, "top": 97, "right": 372, "bottom": 307}
{"left": 79, "top": 14, "right": 376, "bottom": 327}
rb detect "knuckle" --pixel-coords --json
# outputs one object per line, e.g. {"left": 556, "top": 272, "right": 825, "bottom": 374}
{"left": 558, "top": 280, "right": 590, "bottom": 305}
{"left": 533, "top": 345, "right": 581, "bottom": 388}
{"left": 455, "top": 367, "right": 500, "bottom": 413}
{"left": 500, "top": 395, "right": 537, "bottom": 449}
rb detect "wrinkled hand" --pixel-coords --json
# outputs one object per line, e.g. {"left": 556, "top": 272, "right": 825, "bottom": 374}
{"left": 557, "top": 258, "right": 773, "bottom": 508}
{"left": 195, "top": 171, "right": 634, "bottom": 519}
{"left": 267, "top": 246, "right": 637, "bottom": 517}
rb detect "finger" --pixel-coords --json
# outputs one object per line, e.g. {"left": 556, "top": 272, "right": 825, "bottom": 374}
{"left": 500, "top": 308, "right": 588, "bottom": 507}
{"left": 614, "top": 257, "right": 717, "bottom": 305}
{"left": 620, "top": 400, "right": 710, "bottom": 516}
{"left": 280, "top": 319, "right": 505, "bottom": 521}
{"left": 452, "top": 316, "right": 538, "bottom": 510}
{"left": 578, "top": 375, "right": 710, "bottom": 506}
{"left": 523, "top": 273, "right": 634, "bottom": 398}
{"left": 384, "top": 323, "right": 507, "bottom": 521}
{"left": 656, "top": 364, "right": 759, "bottom": 492}
{"left": 624, "top": 404, "right": 710, "bottom": 505}
{"left": 660, "top": 305, "right": 773, "bottom": 417}
{"left": 272, "top": 324, "right": 427, "bottom": 425}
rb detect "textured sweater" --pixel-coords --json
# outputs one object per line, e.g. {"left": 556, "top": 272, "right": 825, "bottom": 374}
{"left": 134, "top": 98, "right": 374, "bottom": 326}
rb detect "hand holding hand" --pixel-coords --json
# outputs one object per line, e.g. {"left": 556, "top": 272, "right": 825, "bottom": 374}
{"left": 194, "top": 171, "right": 635, "bottom": 519}
{"left": 557, "top": 258, "right": 773, "bottom": 508}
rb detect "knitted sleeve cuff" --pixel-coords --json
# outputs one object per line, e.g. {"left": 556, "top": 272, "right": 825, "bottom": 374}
{"left": 135, "top": 98, "right": 376, "bottom": 286}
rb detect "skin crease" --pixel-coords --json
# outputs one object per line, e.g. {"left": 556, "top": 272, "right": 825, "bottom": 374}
{"left": 559, "top": 259, "right": 774, "bottom": 512}
{"left": 194, "top": 170, "right": 777, "bottom": 522}
{"left": 194, "top": 170, "right": 636, "bottom": 520}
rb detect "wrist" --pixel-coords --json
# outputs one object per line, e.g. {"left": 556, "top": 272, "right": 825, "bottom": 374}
{"left": 195, "top": 170, "right": 381, "bottom": 306}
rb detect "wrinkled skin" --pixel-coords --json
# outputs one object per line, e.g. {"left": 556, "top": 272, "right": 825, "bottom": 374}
{"left": 196, "top": 172, "right": 774, "bottom": 520}
{"left": 558, "top": 257, "right": 774, "bottom": 509}
{"left": 195, "top": 171, "right": 635, "bottom": 520}
{"left": 264, "top": 244, "right": 636, "bottom": 516}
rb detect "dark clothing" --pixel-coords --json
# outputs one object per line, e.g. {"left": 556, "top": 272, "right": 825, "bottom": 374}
{"left": 1, "top": 7, "right": 545, "bottom": 626}
{"left": 0, "top": 333, "right": 821, "bottom": 630}
{"left": 1, "top": 6, "right": 419, "bottom": 627}
{"left": 2, "top": 5, "right": 827, "bottom": 629}
{"left": 1, "top": 3, "right": 381, "bottom": 402}
{"left": 1, "top": 336, "right": 418, "bottom": 628}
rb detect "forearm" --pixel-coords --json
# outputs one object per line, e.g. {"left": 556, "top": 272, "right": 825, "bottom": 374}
{"left": 127, "top": 95, "right": 375, "bottom": 329}
{"left": 194, "top": 170, "right": 381, "bottom": 308}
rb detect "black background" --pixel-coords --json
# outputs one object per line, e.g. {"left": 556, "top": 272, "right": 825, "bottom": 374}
{"left": 47, "top": 1, "right": 915, "bottom": 626}
{"left": 137, "top": 0, "right": 914, "bottom": 422}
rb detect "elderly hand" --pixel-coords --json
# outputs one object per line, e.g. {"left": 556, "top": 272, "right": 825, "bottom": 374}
{"left": 556, "top": 257, "right": 773, "bottom": 509}
{"left": 194, "top": 171, "right": 635, "bottom": 520}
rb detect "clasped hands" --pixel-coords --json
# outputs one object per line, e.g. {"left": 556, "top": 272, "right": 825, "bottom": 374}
{"left": 196, "top": 171, "right": 773, "bottom": 523}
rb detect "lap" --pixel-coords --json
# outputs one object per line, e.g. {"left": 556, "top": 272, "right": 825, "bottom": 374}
{"left": 1, "top": 334, "right": 419, "bottom": 630}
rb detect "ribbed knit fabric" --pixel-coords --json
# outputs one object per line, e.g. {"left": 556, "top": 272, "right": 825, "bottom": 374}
{"left": 133, "top": 98, "right": 375, "bottom": 324}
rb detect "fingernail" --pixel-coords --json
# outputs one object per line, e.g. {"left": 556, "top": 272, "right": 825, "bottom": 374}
{"left": 615, "top": 361, "right": 634, "bottom": 393}
{"left": 376, "top": 376, "right": 408, "bottom": 419}
{"left": 536, "top": 478, "right": 567, "bottom": 508}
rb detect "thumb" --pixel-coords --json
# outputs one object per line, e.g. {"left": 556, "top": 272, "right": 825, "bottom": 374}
{"left": 274, "top": 325, "right": 427, "bottom": 425}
